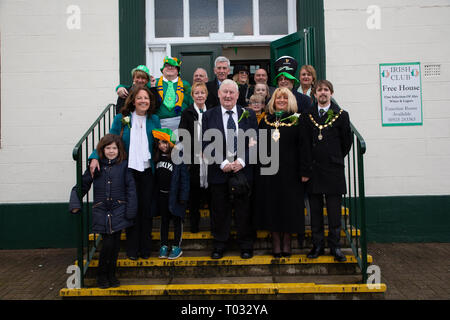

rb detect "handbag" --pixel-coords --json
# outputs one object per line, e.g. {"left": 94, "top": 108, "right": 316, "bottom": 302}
{"left": 228, "top": 170, "right": 250, "bottom": 201}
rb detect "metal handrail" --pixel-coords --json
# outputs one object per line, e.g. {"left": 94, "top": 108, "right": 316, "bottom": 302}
{"left": 343, "top": 121, "right": 368, "bottom": 283}
{"left": 72, "top": 103, "right": 116, "bottom": 287}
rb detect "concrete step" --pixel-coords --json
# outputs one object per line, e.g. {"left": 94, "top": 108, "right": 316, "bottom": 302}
{"left": 83, "top": 249, "right": 371, "bottom": 278}
{"left": 60, "top": 274, "right": 386, "bottom": 299}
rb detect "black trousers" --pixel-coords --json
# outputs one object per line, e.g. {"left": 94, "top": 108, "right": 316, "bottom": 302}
{"left": 188, "top": 164, "right": 211, "bottom": 230}
{"left": 210, "top": 183, "right": 254, "bottom": 251}
{"left": 98, "top": 231, "right": 122, "bottom": 279}
{"left": 159, "top": 192, "right": 183, "bottom": 247}
{"left": 309, "top": 193, "right": 342, "bottom": 249}
{"left": 126, "top": 167, "right": 154, "bottom": 257}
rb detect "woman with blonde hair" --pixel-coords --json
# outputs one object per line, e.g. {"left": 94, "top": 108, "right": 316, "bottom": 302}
{"left": 253, "top": 87, "right": 311, "bottom": 257}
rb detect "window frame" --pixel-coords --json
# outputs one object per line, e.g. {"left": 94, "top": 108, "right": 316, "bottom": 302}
{"left": 146, "top": 0, "right": 296, "bottom": 45}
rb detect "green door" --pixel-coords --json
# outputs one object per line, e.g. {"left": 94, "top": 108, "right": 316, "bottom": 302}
{"left": 171, "top": 45, "right": 222, "bottom": 85}
{"left": 269, "top": 28, "right": 315, "bottom": 85}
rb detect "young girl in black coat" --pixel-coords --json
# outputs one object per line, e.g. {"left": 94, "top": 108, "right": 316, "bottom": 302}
{"left": 69, "top": 134, "right": 137, "bottom": 288}
{"left": 152, "top": 128, "right": 190, "bottom": 260}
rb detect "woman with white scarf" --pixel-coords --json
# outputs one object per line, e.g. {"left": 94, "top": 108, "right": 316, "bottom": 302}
{"left": 90, "top": 85, "right": 161, "bottom": 259}
{"left": 178, "top": 82, "right": 210, "bottom": 233}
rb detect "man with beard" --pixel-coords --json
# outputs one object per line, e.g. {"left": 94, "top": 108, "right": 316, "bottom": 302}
{"left": 305, "top": 80, "right": 352, "bottom": 262}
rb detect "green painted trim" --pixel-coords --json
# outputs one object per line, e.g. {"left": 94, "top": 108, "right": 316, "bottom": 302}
{"left": 119, "top": 0, "right": 146, "bottom": 85}
{"left": 0, "top": 196, "right": 449, "bottom": 249}
{"left": 0, "top": 203, "right": 77, "bottom": 249}
{"left": 365, "top": 195, "right": 450, "bottom": 242}
{"left": 297, "top": 0, "right": 326, "bottom": 80}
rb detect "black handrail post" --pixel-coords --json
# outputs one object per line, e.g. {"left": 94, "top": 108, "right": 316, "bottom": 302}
{"left": 74, "top": 147, "right": 85, "bottom": 288}
{"left": 357, "top": 140, "right": 368, "bottom": 283}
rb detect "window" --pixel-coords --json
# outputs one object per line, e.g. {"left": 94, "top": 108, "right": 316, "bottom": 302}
{"left": 224, "top": 0, "right": 253, "bottom": 36}
{"left": 155, "top": 0, "right": 184, "bottom": 37}
{"left": 190, "top": 0, "right": 218, "bottom": 36}
{"left": 259, "top": 0, "right": 288, "bottom": 35}
{"left": 149, "top": 0, "right": 294, "bottom": 40}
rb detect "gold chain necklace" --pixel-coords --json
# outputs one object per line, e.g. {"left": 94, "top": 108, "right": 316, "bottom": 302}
{"left": 309, "top": 109, "right": 343, "bottom": 140}
{"left": 264, "top": 114, "right": 300, "bottom": 142}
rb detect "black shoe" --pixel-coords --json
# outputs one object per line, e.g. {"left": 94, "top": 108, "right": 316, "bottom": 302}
{"left": 211, "top": 248, "right": 224, "bottom": 259}
{"left": 127, "top": 255, "right": 138, "bottom": 261}
{"left": 140, "top": 254, "right": 150, "bottom": 259}
{"left": 240, "top": 250, "right": 253, "bottom": 259}
{"left": 330, "top": 248, "right": 347, "bottom": 262}
{"left": 97, "top": 275, "right": 110, "bottom": 289}
{"left": 281, "top": 251, "right": 291, "bottom": 257}
{"left": 307, "top": 246, "right": 324, "bottom": 259}
{"left": 108, "top": 275, "right": 120, "bottom": 288}
{"left": 190, "top": 223, "right": 199, "bottom": 233}
{"left": 272, "top": 252, "right": 282, "bottom": 258}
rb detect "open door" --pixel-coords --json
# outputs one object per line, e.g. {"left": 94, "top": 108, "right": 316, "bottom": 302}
{"left": 171, "top": 45, "right": 222, "bottom": 85}
{"left": 270, "top": 27, "right": 315, "bottom": 84}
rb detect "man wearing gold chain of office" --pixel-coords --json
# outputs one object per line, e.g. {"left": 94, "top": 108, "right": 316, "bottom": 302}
{"left": 305, "top": 79, "right": 352, "bottom": 263}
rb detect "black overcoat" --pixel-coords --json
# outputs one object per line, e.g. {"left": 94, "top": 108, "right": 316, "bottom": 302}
{"left": 253, "top": 112, "right": 312, "bottom": 233}
{"left": 306, "top": 101, "right": 352, "bottom": 195}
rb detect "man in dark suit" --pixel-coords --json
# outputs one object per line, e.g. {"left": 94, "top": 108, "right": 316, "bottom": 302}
{"left": 305, "top": 80, "right": 352, "bottom": 262}
{"left": 202, "top": 79, "right": 258, "bottom": 259}
{"left": 205, "top": 56, "right": 231, "bottom": 110}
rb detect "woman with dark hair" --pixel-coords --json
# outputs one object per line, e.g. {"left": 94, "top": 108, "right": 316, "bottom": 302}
{"left": 89, "top": 85, "right": 161, "bottom": 260}
{"left": 253, "top": 87, "right": 311, "bottom": 258}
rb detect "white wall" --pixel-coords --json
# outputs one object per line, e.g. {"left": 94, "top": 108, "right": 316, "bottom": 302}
{"left": 0, "top": 0, "right": 119, "bottom": 203}
{"left": 324, "top": 0, "right": 450, "bottom": 196}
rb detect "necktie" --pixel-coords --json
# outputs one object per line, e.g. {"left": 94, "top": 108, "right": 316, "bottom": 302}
{"left": 226, "top": 110, "right": 237, "bottom": 157}
{"left": 164, "top": 81, "right": 176, "bottom": 111}
{"left": 319, "top": 109, "right": 326, "bottom": 117}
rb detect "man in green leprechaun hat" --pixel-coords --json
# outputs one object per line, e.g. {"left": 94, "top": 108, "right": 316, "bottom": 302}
{"left": 154, "top": 56, "right": 192, "bottom": 131}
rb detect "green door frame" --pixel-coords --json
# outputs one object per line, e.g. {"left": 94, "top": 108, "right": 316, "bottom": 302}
{"left": 297, "top": 0, "right": 326, "bottom": 80}
{"left": 118, "top": 0, "right": 146, "bottom": 85}
{"left": 117, "top": 0, "right": 326, "bottom": 85}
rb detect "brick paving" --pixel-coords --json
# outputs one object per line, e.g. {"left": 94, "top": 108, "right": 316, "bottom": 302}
{"left": 0, "top": 244, "right": 449, "bottom": 300}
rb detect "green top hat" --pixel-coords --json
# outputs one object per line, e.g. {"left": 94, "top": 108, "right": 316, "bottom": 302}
{"left": 131, "top": 65, "right": 150, "bottom": 79}
{"left": 152, "top": 128, "right": 177, "bottom": 147}
{"left": 160, "top": 56, "right": 182, "bottom": 73}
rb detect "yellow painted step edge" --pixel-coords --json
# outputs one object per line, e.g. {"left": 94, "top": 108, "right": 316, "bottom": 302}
{"left": 195, "top": 207, "right": 349, "bottom": 217}
{"left": 60, "top": 282, "right": 386, "bottom": 297}
{"left": 79, "top": 254, "right": 373, "bottom": 267}
{"left": 89, "top": 229, "right": 360, "bottom": 241}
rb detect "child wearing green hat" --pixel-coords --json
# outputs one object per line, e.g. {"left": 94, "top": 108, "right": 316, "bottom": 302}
{"left": 152, "top": 128, "right": 190, "bottom": 259}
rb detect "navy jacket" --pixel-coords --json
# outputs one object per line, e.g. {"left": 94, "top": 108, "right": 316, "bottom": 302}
{"left": 69, "top": 158, "right": 137, "bottom": 234}
{"left": 201, "top": 104, "right": 258, "bottom": 185}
